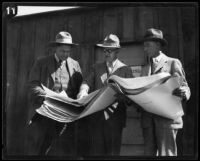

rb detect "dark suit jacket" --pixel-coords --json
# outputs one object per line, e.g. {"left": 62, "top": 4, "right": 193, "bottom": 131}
{"left": 84, "top": 59, "right": 133, "bottom": 127}
{"left": 141, "top": 52, "right": 191, "bottom": 129}
{"left": 27, "top": 54, "right": 82, "bottom": 123}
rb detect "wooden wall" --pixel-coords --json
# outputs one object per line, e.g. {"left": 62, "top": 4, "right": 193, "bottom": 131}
{"left": 5, "top": 5, "right": 198, "bottom": 157}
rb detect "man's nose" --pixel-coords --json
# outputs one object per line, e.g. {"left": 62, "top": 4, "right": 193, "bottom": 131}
{"left": 63, "top": 51, "right": 69, "bottom": 55}
{"left": 105, "top": 52, "right": 111, "bottom": 56}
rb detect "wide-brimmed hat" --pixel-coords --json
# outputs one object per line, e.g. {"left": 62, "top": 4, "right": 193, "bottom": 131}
{"left": 49, "top": 31, "right": 78, "bottom": 46}
{"left": 96, "top": 34, "right": 121, "bottom": 48}
{"left": 143, "top": 28, "right": 168, "bottom": 46}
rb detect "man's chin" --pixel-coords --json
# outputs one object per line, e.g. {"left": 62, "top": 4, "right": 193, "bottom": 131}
{"left": 105, "top": 58, "right": 111, "bottom": 62}
{"left": 61, "top": 57, "right": 68, "bottom": 61}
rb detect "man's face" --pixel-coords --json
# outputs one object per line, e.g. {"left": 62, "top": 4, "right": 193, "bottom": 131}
{"left": 103, "top": 48, "right": 118, "bottom": 63}
{"left": 143, "top": 41, "right": 160, "bottom": 58}
{"left": 55, "top": 45, "right": 71, "bottom": 61}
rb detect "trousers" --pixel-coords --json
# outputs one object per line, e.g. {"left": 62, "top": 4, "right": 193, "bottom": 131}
{"left": 142, "top": 126, "right": 178, "bottom": 156}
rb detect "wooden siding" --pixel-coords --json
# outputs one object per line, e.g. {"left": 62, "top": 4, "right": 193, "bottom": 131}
{"left": 4, "top": 5, "right": 198, "bottom": 157}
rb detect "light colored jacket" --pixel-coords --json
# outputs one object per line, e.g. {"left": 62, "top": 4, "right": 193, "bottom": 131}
{"left": 141, "top": 52, "right": 191, "bottom": 129}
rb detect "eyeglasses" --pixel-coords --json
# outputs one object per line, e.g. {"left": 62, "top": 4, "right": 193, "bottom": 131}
{"left": 103, "top": 49, "right": 117, "bottom": 54}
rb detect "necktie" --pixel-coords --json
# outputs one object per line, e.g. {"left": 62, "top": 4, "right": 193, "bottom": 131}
{"left": 107, "top": 62, "right": 113, "bottom": 75}
{"left": 150, "top": 58, "right": 156, "bottom": 74}
{"left": 59, "top": 60, "right": 66, "bottom": 69}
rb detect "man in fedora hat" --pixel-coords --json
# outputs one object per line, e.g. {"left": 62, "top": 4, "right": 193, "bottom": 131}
{"left": 140, "top": 28, "right": 191, "bottom": 156}
{"left": 26, "top": 31, "right": 87, "bottom": 156}
{"left": 77, "top": 34, "right": 133, "bottom": 156}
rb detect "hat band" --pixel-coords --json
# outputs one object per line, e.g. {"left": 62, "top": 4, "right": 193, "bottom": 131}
{"left": 103, "top": 42, "right": 120, "bottom": 47}
{"left": 56, "top": 38, "right": 73, "bottom": 44}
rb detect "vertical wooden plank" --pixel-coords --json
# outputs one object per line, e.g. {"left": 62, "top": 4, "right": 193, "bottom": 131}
{"left": 79, "top": 45, "right": 95, "bottom": 78}
{"left": 167, "top": 7, "right": 179, "bottom": 59}
{"left": 81, "top": 10, "right": 100, "bottom": 73}
{"left": 98, "top": 10, "right": 104, "bottom": 42}
{"left": 8, "top": 18, "right": 36, "bottom": 155}
{"left": 122, "top": 7, "right": 134, "bottom": 41}
{"left": 94, "top": 47, "right": 104, "bottom": 64}
{"left": 152, "top": 7, "right": 160, "bottom": 29}
{"left": 83, "top": 11, "right": 101, "bottom": 44}
{"left": 34, "top": 16, "right": 51, "bottom": 59}
{"left": 18, "top": 19, "right": 36, "bottom": 154}
{"left": 70, "top": 15, "right": 84, "bottom": 60}
{"left": 103, "top": 8, "right": 118, "bottom": 38}
{"left": 176, "top": 8, "right": 186, "bottom": 155}
{"left": 177, "top": 8, "right": 185, "bottom": 65}
{"left": 117, "top": 7, "right": 123, "bottom": 39}
{"left": 135, "top": 7, "right": 154, "bottom": 40}
{"left": 6, "top": 20, "right": 22, "bottom": 155}
{"left": 180, "top": 6, "right": 197, "bottom": 156}
{"left": 157, "top": 7, "right": 171, "bottom": 54}
{"left": 68, "top": 14, "right": 84, "bottom": 44}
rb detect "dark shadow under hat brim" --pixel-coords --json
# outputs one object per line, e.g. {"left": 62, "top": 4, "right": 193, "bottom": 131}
{"left": 143, "top": 37, "right": 168, "bottom": 46}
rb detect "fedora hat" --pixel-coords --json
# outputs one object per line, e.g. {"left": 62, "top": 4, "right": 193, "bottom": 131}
{"left": 49, "top": 31, "right": 78, "bottom": 46}
{"left": 96, "top": 34, "right": 121, "bottom": 48}
{"left": 143, "top": 28, "right": 168, "bottom": 46}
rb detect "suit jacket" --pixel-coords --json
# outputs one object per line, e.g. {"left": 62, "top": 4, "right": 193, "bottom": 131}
{"left": 27, "top": 54, "right": 82, "bottom": 123}
{"left": 141, "top": 52, "right": 191, "bottom": 129}
{"left": 84, "top": 59, "right": 133, "bottom": 127}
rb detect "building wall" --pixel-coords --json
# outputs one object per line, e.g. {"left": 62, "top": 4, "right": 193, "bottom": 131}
{"left": 5, "top": 5, "right": 198, "bottom": 156}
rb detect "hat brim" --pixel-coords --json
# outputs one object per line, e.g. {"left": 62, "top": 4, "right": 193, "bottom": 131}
{"left": 96, "top": 44, "right": 121, "bottom": 48}
{"left": 48, "top": 41, "right": 79, "bottom": 47}
{"left": 143, "top": 38, "right": 168, "bottom": 46}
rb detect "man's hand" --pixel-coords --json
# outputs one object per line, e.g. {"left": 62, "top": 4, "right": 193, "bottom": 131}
{"left": 77, "top": 90, "right": 88, "bottom": 99}
{"left": 77, "top": 83, "right": 89, "bottom": 99}
{"left": 33, "top": 86, "right": 46, "bottom": 97}
{"left": 32, "top": 86, "right": 46, "bottom": 104}
{"left": 172, "top": 86, "right": 187, "bottom": 100}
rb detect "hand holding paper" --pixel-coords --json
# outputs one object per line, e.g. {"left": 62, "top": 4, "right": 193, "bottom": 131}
{"left": 77, "top": 84, "right": 90, "bottom": 99}
{"left": 77, "top": 90, "right": 89, "bottom": 100}
{"left": 172, "top": 86, "right": 187, "bottom": 100}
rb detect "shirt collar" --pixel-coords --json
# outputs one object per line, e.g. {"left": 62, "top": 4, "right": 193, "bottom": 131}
{"left": 54, "top": 54, "right": 60, "bottom": 63}
{"left": 106, "top": 58, "right": 118, "bottom": 68}
{"left": 55, "top": 54, "right": 67, "bottom": 64}
{"left": 152, "top": 51, "right": 162, "bottom": 63}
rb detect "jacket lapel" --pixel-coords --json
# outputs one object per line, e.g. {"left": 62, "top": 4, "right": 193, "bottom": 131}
{"left": 153, "top": 53, "right": 168, "bottom": 74}
{"left": 112, "top": 59, "right": 126, "bottom": 74}
{"left": 47, "top": 55, "right": 56, "bottom": 82}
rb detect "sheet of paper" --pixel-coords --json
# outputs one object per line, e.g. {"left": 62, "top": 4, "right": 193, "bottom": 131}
{"left": 77, "top": 85, "right": 117, "bottom": 119}
{"left": 41, "top": 84, "right": 100, "bottom": 106}
{"left": 108, "top": 72, "right": 171, "bottom": 90}
{"left": 127, "top": 77, "right": 183, "bottom": 120}
{"left": 36, "top": 73, "right": 184, "bottom": 123}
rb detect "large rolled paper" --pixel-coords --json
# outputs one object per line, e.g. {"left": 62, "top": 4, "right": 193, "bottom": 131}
{"left": 36, "top": 72, "right": 183, "bottom": 122}
{"left": 108, "top": 73, "right": 184, "bottom": 120}
{"left": 36, "top": 84, "right": 117, "bottom": 122}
